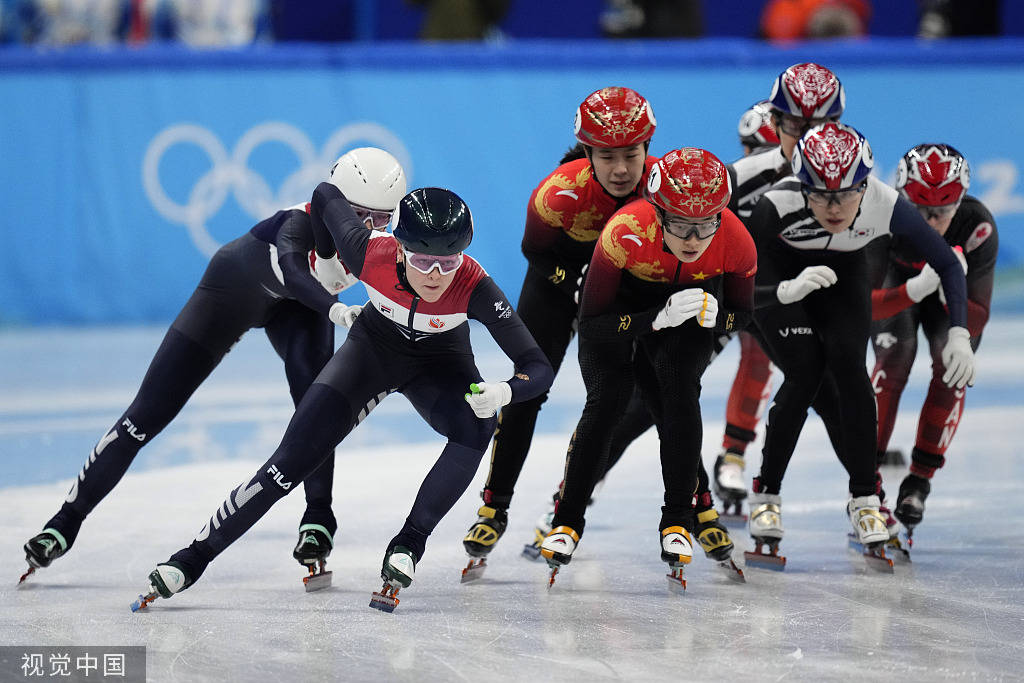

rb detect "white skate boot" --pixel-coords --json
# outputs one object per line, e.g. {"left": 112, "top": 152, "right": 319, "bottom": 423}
{"left": 743, "top": 492, "right": 786, "bottom": 570}
{"left": 848, "top": 495, "right": 890, "bottom": 545}
{"left": 370, "top": 545, "right": 417, "bottom": 613}
{"left": 847, "top": 495, "right": 895, "bottom": 573}
{"left": 130, "top": 562, "right": 191, "bottom": 612}
{"left": 660, "top": 526, "right": 693, "bottom": 592}
{"left": 540, "top": 526, "right": 580, "bottom": 587}
{"left": 713, "top": 450, "right": 748, "bottom": 519}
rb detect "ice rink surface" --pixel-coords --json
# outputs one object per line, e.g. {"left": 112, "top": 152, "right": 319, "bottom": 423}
{"left": 2, "top": 318, "right": 1023, "bottom": 682}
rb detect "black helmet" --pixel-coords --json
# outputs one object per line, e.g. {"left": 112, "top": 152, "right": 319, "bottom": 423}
{"left": 392, "top": 188, "right": 473, "bottom": 256}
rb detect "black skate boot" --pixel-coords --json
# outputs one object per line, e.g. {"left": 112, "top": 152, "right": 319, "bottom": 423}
{"left": 370, "top": 545, "right": 418, "bottom": 613}
{"left": 294, "top": 525, "right": 334, "bottom": 592}
{"left": 130, "top": 561, "right": 192, "bottom": 612}
{"left": 461, "top": 494, "right": 509, "bottom": 582}
{"left": 20, "top": 529, "right": 69, "bottom": 584}
{"left": 695, "top": 509, "right": 745, "bottom": 583}
{"left": 24, "top": 529, "right": 68, "bottom": 569}
{"left": 895, "top": 475, "right": 931, "bottom": 546}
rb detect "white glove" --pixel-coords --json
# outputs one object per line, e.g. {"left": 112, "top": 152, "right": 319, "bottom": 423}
{"left": 328, "top": 302, "right": 363, "bottom": 328}
{"left": 313, "top": 254, "right": 353, "bottom": 295}
{"left": 941, "top": 326, "right": 975, "bottom": 389}
{"left": 905, "top": 263, "right": 941, "bottom": 303}
{"left": 776, "top": 265, "right": 838, "bottom": 305}
{"left": 938, "top": 246, "right": 968, "bottom": 305}
{"left": 652, "top": 288, "right": 713, "bottom": 331}
{"left": 464, "top": 382, "right": 513, "bottom": 419}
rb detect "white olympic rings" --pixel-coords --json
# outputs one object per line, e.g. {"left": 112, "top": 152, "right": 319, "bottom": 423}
{"left": 143, "top": 121, "right": 413, "bottom": 258}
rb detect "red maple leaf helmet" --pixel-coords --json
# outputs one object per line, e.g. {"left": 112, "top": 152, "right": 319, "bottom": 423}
{"left": 769, "top": 62, "right": 845, "bottom": 120}
{"left": 895, "top": 144, "right": 970, "bottom": 206}
{"left": 646, "top": 148, "right": 732, "bottom": 218}
{"left": 574, "top": 87, "right": 656, "bottom": 148}
{"left": 793, "top": 122, "right": 873, "bottom": 191}
{"left": 738, "top": 100, "right": 780, "bottom": 149}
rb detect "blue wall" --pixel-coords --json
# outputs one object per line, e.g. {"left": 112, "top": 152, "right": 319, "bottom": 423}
{"left": 1, "top": 39, "right": 1023, "bottom": 325}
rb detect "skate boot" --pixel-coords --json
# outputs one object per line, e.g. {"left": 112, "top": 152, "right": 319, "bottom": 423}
{"left": 370, "top": 545, "right": 417, "bottom": 613}
{"left": 743, "top": 491, "right": 786, "bottom": 570}
{"left": 20, "top": 529, "right": 69, "bottom": 584}
{"left": 130, "top": 561, "right": 192, "bottom": 612}
{"left": 695, "top": 509, "right": 744, "bottom": 582}
{"left": 522, "top": 494, "right": 556, "bottom": 561}
{"left": 713, "top": 450, "right": 748, "bottom": 520}
{"left": 540, "top": 526, "right": 580, "bottom": 587}
{"left": 293, "top": 525, "right": 334, "bottom": 592}
{"left": 894, "top": 475, "right": 930, "bottom": 547}
{"left": 461, "top": 504, "right": 508, "bottom": 582}
{"left": 847, "top": 495, "right": 894, "bottom": 572}
{"left": 661, "top": 526, "right": 693, "bottom": 592}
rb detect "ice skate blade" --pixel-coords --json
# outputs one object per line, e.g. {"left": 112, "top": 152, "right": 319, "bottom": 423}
{"left": 847, "top": 535, "right": 895, "bottom": 573}
{"left": 885, "top": 538, "right": 911, "bottom": 564}
{"left": 130, "top": 590, "right": 159, "bottom": 613}
{"left": 17, "top": 566, "right": 36, "bottom": 586}
{"left": 546, "top": 566, "right": 559, "bottom": 588}
{"left": 369, "top": 584, "right": 400, "bottom": 613}
{"left": 717, "top": 559, "right": 746, "bottom": 583}
{"left": 666, "top": 567, "right": 687, "bottom": 594}
{"left": 461, "top": 557, "right": 486, "bottom": 583}
{"left": 743, "top": 552, "right": 786, "bottom": 571}
{"left": 521, "top": 543, "right": 542, "bottom": 561}
{"left": 303, "top": 570, "right": 333, "bottom": 592}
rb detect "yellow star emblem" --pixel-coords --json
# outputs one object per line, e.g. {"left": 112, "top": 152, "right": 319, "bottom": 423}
{"left": 691, "top": 271, "right": 709, "bottom": 280}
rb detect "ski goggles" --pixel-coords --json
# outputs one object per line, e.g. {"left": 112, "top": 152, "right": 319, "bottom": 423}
{"left": 915, "top": 202, "right": 959, "bottom": 221}
{"left": 351, "top": 203, "right": 395, "bottom": 231}
{"left": 778, "top": 114, "right": 838, "bottom": 138}
{"left": 662, "top": 213, "right": 721, "bottom": 241}
{"left": 802, "top": 182, "right": 867, "bottom": 208}
{"left": 403, "top": 249, "right": 464, "bottom": 275}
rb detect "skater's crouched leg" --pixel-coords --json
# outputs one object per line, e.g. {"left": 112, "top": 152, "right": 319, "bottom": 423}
{"left": 396, "top": 441, "right": 490, "bottom": 562}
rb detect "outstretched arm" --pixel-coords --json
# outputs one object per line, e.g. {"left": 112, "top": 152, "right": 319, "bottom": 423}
{"left": 310, "top": 182, "right": 372, "bottom": 278}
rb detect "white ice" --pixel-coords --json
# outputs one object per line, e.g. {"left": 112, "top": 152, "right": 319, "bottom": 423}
{"left": 2, "top": 318, "right": 1023, "bottom": 682}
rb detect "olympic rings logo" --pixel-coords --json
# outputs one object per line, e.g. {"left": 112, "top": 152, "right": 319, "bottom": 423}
{"left": 143, "top": 121, "right": 413, "bottom": 258}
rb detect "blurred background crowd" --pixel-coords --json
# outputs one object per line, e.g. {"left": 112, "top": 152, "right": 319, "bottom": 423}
{"left": 0, "top": 0, "right": 1010, "bottom": 47}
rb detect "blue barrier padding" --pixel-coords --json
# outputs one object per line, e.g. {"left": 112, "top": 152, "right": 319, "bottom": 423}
{"left": 1, "top": 38, "right": 1022, "bottom": 324}
{"left": 4, "top": 37, "right": 1024, "bottom": 71}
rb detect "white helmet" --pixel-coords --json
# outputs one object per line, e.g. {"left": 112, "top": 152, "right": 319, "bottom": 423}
{"left": 329, "top": 147, "right": 407, "bottom": 212}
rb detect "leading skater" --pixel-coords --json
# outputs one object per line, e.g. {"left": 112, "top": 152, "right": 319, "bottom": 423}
{"left": 21, "top": 148, "right": 406, "bottom": 584}
{"left": 133, "top": 184, "right": 553, "bottom": 612}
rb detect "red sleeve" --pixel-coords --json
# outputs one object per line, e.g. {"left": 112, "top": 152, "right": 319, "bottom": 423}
{"left": 871, "top": 284, "right": 915, "bottom": 321}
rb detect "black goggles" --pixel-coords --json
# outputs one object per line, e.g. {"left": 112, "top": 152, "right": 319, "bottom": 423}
{"left": 802, "top": 183, "right": 867, "bottom": 208}
{"left": 662, "top": 213, "right": 722, "bottom": 241}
